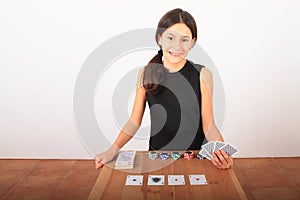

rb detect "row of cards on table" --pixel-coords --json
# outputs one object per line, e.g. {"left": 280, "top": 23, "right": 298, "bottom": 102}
{"left": 126, "top": 174, "right": 207, "bottom": 186}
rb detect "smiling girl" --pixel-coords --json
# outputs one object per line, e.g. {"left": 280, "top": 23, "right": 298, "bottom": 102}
{"left": 95, "top": 8, "right": 233, "bottom": 170}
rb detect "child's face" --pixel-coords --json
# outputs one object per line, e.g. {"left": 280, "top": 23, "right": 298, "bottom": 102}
{"left": 158, "top": 23, "right": 195, "bottom": 66}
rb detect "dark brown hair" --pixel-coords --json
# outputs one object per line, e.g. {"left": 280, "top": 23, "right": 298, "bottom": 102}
{"left": 143, "top": 8, "right": 198, "bottom": 95}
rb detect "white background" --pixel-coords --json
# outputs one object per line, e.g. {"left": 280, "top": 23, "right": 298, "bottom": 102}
{"left": 1, "top": 0, "right": 299, "bottom": 159}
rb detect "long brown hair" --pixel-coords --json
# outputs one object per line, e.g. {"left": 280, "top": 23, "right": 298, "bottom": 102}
{"left": 143, "top": 8, "right": 198, "bottom": 95}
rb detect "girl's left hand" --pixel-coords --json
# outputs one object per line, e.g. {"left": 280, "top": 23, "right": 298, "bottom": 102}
{"left": 210, "top": 150, "right": 233, "bottom": 169}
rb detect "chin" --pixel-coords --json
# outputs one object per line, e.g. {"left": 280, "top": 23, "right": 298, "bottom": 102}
{"left": 165, "top": 56, "right": 186, "bottom": 64}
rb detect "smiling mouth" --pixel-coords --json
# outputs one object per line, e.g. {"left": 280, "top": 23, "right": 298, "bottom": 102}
{"left": 169, "top": 51, "right": 183, "bottom": 57}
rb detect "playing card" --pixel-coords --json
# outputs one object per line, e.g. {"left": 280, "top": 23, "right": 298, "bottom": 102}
{"left": 220, "top": 143, "right": 239, "bottom": 157}
{"left": 148, "top": 175, "right": 165, "bottom": 185}
{"left": 199, "top": 148, "right": 213, "bottom": 160}
{"left": 125, "top": 175, "right": 143, "bottom": 186}
{"left": 188, "top": 174, "right": 208, "bottom": 185}
{"left": 168, "top": 175, "right": 185, "bottom": 185}
{"left": 202, "top": 141, "right": 215, "bottom": 155}
{"left": 214, "top": 141, "right": 225, "bottom": 151}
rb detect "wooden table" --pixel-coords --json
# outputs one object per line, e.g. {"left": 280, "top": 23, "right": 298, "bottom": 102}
{"left": 89, "top": 151, "right": 247, "bottom": 200}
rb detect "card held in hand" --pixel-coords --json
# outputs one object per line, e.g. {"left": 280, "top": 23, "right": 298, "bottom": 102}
{"left": 202, "top": 141, "right": 215, "bottom": 156}
{"left": 200, "top": 140, "right": 239, "bottom": 159}
{"left": 198, "top": 148, "right": 213, "bottom": 160}
{"left": 220, "top": 144, "right": 239, "bottom": 157}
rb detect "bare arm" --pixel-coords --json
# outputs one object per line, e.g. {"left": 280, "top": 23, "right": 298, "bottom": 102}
{"left": 95, "top": 69, "right": 146, "bottom": 169}
{"left": 113, "top": 83, "right": 146, "bottom": 147}
{"left": 200, "top": 67, "right": 233, "bottom": 169}
{"left": 200, "top": 67, "right": 223, "bottom": 141}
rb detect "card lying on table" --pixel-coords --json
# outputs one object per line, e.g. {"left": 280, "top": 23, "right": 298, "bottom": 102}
{"left": 125, "top": 175, "right": 143, "bottom": 186}
{"left": 189, "top": 174, "right": 208, "bottom": 185}
{"left": 115, "top": 150, "right": 136, "bottom": 169}
{"left": 168, "top": 175, "right": 185, "bottom": 185}
{"left": 148, "top": 175, "right": 165, "bottom": 185}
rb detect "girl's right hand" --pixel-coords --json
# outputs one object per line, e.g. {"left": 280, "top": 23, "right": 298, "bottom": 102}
{"left": 94, "top": 145, "right": 120, "bottom": 169}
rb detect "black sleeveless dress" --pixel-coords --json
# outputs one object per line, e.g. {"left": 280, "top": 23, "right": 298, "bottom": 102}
{"left": 146, "top": 60, "right": 205, "bottom": 150}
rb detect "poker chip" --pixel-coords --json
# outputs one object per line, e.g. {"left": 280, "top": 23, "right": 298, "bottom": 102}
{"left": 149, "top": 151, "right": 158, "bottom": 160}
{"left": 184, "top": 150, "right": 194, "bottom": 160}
{"left": 160, "top": 152, "right": 169, "bottom": 160}
{"left": 171, "top": 151, "right": 181, "bottom": 160}
{"left": 197, "top": 153, "right": 204, "bottom": 160}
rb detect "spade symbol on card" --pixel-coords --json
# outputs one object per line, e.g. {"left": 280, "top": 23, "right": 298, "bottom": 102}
{"left": 152, "top": 177, "right": 161, "bottom": 183}
{"left": 148, "top": 175, "right": 165, "bottom": 185}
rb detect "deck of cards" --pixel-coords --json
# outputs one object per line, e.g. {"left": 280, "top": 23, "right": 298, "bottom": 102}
{"left": 198, "top": 140, "right": 239, "bottom": 160}
{"left": 115, "top": 150, "right": 136, "bottom": 169}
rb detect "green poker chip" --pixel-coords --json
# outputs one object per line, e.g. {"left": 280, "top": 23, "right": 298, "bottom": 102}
{"left": 171, "top": 151, "right": 181, "bottom": 160}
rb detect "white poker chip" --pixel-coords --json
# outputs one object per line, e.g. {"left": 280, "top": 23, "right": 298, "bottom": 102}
{"left": 149, "top": 151, "right": 158, "bottom": 160}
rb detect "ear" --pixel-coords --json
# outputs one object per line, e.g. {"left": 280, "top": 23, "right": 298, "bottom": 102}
{"left": 157, "top": 34, "right": 162, "bottom": 46}
{"left": 190, "top": 38, "right": 196, "bottom": 48}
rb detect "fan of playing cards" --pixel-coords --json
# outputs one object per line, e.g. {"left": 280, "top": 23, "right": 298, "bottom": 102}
{"left": 198, "top": 141, "right": 239, "bottom": 160}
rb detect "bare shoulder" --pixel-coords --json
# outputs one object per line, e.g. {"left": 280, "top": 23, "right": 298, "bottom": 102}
{"left": 136, "top": 67, "right": 145, "bottom": 89}
{"left": 200, "top": 67, "right": 212, "bottom": 79}
{"left": 200, "top": 67, "right": 213, "bottom": 83}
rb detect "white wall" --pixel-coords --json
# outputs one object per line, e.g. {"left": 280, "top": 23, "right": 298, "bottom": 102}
{"left": 1, "top": 0, "right": 299, "bottom": 159}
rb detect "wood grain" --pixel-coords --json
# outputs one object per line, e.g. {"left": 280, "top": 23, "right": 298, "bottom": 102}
{"left": 89, "top": 151, "right": 248, "bottom": 200}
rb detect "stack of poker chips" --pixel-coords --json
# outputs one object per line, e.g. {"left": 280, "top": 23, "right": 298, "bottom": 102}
{"left": 197, "top": 153, "right": 204, "bottom": 160}
{"left": 148, "top": 151, "right": 158, "bottom": 160}
{"left": 184, "top": 150, "right": 194, "bottom": 160}
{"left": 160, "top": 152, "right": 169, "bottom": 160}
{"left": 171, "top": 151, "right": 181, "bottom": 160}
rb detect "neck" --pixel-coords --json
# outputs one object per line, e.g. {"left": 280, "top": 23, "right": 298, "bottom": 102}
{"left": 163, "top": 59, "right": 187, "bottom": 72}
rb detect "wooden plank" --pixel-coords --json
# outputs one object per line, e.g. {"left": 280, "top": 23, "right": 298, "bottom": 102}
{"left": 101, "top": 168, "right": 127, "bottom": 200}
{"left": 228, "top": 168, "right": 248, "bottom": 200}
{"left": 142, "top": 159, "right": 174, "bottom": 200}
{"left": 88, "top": 166, "right": 112, "bottom": 200}
{"left": 89, "top": 151, "right": 248, "bottom": 200}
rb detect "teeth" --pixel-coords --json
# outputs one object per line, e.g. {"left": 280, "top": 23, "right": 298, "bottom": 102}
{"left": 169, "top": 52, "right": 181, "bottom": 57}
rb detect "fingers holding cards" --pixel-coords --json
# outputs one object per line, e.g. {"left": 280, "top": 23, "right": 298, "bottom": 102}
{"left": 198, "top": 140, "right": 239, "bottom": 160}
{"left": 198, "top": 140, "right": 238, "bottom": 169}
{"left": 220, "top": 144, "right": 238, "bottom": 157}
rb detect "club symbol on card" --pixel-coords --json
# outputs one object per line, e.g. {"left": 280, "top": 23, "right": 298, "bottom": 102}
{"left": 125, "top": 175, "right": 143, "bottom": 186}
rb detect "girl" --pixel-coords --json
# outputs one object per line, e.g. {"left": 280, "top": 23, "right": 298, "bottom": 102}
{"left": 95, "top": 8, "right": 233, "bottom": 170}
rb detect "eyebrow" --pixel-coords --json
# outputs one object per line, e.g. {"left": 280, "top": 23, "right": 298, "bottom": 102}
{"left": 166, "top": 33, "right": 190, "bottom": 38}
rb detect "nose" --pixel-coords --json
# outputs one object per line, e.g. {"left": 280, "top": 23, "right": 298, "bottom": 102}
{"left": 173, "top": 39, "right": 181, "bottom": 50}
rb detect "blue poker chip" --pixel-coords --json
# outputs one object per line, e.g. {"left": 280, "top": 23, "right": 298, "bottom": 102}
{"left": 160, "top": 152, "right": 169, "bottom": 160}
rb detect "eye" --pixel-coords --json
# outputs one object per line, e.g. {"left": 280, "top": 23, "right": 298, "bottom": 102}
{"left": 167, "top": 36, "right": 173, "bottom": 41}
{"left": 182, "top": 38, "right": 189, "bottom": 43}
